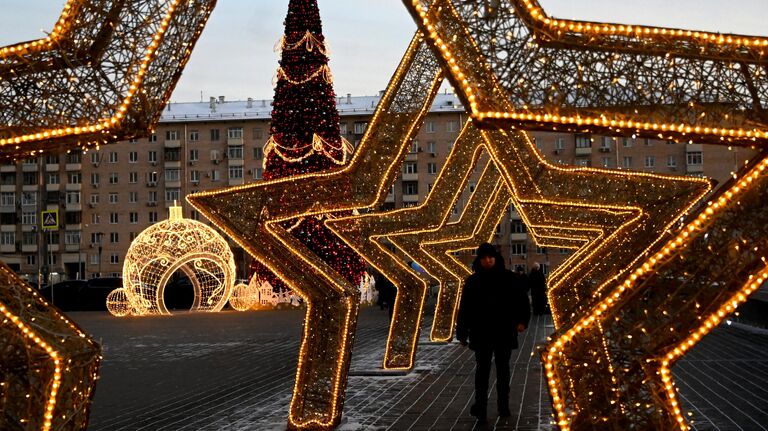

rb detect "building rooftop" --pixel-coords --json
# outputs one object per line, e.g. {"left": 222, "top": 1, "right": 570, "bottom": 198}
{"left": 159, "top": 93, "right": 464, "bottom": 123}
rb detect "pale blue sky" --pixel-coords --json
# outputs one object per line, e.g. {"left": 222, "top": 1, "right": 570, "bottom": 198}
{"left": 1, "top": 1, "right": 765, "bottom": 102}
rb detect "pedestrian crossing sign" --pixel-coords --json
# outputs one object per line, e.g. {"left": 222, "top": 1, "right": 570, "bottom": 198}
{"left": 41, "top": 210, "right": 59, "bottom": 231}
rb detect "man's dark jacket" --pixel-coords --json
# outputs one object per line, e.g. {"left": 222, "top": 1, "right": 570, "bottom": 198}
{"left": 456, "top": 255, "right": 531, "bottom": 350}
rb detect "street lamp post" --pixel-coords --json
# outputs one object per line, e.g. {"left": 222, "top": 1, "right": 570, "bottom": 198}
{"left": 96, "top": 231, "right": 104, "bottom": 278}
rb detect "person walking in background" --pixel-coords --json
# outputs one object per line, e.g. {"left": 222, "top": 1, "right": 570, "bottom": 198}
{"left": 456, "top": 243, "right": 531, "bottom": 423}
{"left": 529, "top": 262, "right": 549, "bottom": 315}
{"left": 374, "top": 270, "right": 396, "bottom": 320}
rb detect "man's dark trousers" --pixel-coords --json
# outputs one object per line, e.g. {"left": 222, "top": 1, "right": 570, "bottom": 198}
{"left": 473, "top": 344, "right": 513, "bottom": 413}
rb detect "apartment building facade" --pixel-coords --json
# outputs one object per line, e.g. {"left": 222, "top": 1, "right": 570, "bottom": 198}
{"left": 0, "top": 93, "right": 755, "bottom": 284}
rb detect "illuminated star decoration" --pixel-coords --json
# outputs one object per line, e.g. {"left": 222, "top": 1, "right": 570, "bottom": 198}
{"left": 404, "top": 0, "right": 768, "bottom": 429}
{"left": 188, "top": 36, "right": 445, "bottom": 429}
{"left": 325, "top": 123, "right": 488, "bottom": 367}
{"left": 0, "top": 263, "right": 101, "bottom": 431}
{"left": 0, "top": 0, "right": 216, "bottom": 160}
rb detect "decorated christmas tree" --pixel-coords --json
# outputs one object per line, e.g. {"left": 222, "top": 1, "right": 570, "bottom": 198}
{"left": 250, "top": 0, "right": 365, "bottom": 292}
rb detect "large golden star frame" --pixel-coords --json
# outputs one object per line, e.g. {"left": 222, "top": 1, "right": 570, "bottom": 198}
{"left": 405, "top": 0, "right": 768, "bottom": 429}
{"left": 0, "top": 1, "right": 217, "bottom": 428}
{"left": 0, "top": 0, "right": 216, "bottom": 159}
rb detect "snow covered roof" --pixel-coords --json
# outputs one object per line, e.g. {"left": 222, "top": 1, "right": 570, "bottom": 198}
{"left": 159, "top": 93, "right": 464, "bottom": 123}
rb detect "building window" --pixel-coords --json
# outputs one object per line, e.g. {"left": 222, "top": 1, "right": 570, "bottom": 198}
{"left": 510, "top": 220, "right": 527, "bottom": 233}
{"left": 227, "top": 127, "right": 244, "bottom": 139}
{"left": 575, "top": 159, "right": 589, "bottom": 167}
{"left": 446, "top": 121, "right": 458, "bottom": 132}
{"left": 253, "top": 168, "right": 263, "bottom": 180}
{"left": 667, "top": 155, "right": 677, "bottom": 168}
{"left": 148, "top": 191, "right": 157, "bottom": 203}
{"left": 555, "top": 138, "right": 565, "bottom": 150}
{"left": 166, "top": 188, "right": 180, "bottom": 203}
{"left": 109, "top": 213, "right": 119, "bottom": 224}
{"left": 110, "top": 253, "right": 120, "bottom": 265}
{"left": 536, "top": 246, "right": 547, "bottom": 254}
{"left": 129, "top": 172, "right": 138, "bottom": 184}
{"left": 148, "top": 151, "right": 157, "bottom": 163}
{"left": 575, "top": 134, "right": 591, "bottom": 148}
{"left": 165, "top": 169, "right": 180, "bottom": 182}
{"left": 622, "top": 156, "right": 632, "bottom": 168}
{"left": 687, "top": 151, "right": 703, "bottom": 165}
{"left": 427, "top": 162, "right": 437, "bottom": 175}
{"left": 602, "top": 157, "right": 611, "bottom": 168}
{"left": 149, "top": 133, "right": 157, "bottom": 143}
{"left": 427, "top": 141, "right": 436, "bottom": 154}
{"left": 1, "top": 232, "right": 15, "bottom": 246}
{"left": 21, "top": 192, "right": 37, "bottom": 206}
{"left": 600, "top": 137, "right": 612, "bottom": 149}
{"left": 129, "top": 212, "right": 138, "bottom": 224}
{"left": 90, "top": 254, "right": 99, "bottom": 265}
{"left": 510, "top": 242, "right": 527, "bottom": 255}
{"left": 109, "top": 193, "right": 118, "bottom": 204}
{"left": 189, "top": 149, "right": 199, "bottom": 161}
{"left": 27, "top": 255, "right": 36, "bottom": 265}
{"left": 228, "top": 166, "right": 244, "bottom": 179}
{"left": 410, "top": 141, "right": 419, "bottom": 153}
{"left": 190, "top": 170, "right": 200, "bottom": 183}
{"left": 109, "top": 173, "right": 118, "bottom": 184}
{"left": 425, "top": 121, "right": 436, "bottom": 133}
{"left": 23, "top": 231, "right": 38, "bottom": 245}
{"left": 643, "top": 138, "right": 652, "bottom": 146}
{"left": 90, "top": 152, "right": 100, "bottom": 165}
{"left": 91, "top": 213, "right": 100, "bottom": 224}
{"left": 253, "top": 147, "right": 263, "bottom": 159}
{"left": 108, "top": 152, "right": 118, "bottom": 163}
{"left": 129, "top": 151, "right": 138, "bottom": 163}
{"left": 1, "top": 192, "right": 15, "bottom": 207}
{"left": 210, "top": 129, "right": 220, "bottom": 141}
{"left": 189, "top": 130, "right": 199, "bottom": 142}
{"left": 67, "top": 172, "right": 83, "bottom": 184}
{"left": 353, "top": 122, "right": 367, "bottom": 134}
{"left": 22, "top": 211, "right": 36, "bottom": 225}
{"left": 64, "top": 231, "right": 80, "bottom": 245}
{"left": 147, "top": 172, "right": 158, "bottom": 185}
{"left": 48, "top": 173, "right": 60, "bottom": 184}
{"left": 166, "top": 130, "right": 179, "bottom": 141}
{"left": 338, "top": 123, "right": 347, "bottom": 135}
{"left": 559, "top": 248, "right": 570, "bottom": 254}
{"left": 66, "top": 153, "right": 81, "bottom": 164}
{"left": 91, "top": 173, "right": 100, "bottom": 186}
{"left": 129, "top": 192, "right": 138, "bottom": 203}
{"left": 403, "top": 162, "right": 418, "bottom": 174}
{"left": 45, "top": 154, "right": 59, "bottom": 164}
{"left": 645, "top": 155, "right": 655, "bottom": 168}
{"left": 253, "top": 128, "right": 264, "bottom": 139}
{"left": 211, "top": 170, "right": 221, "bottom": 182}
{"left": 65, "top": 191, "right": 80, "bottom": 205}
{"left": 227, "top": 145, "right": 244, "bottom": 160}
{"left": 149, "top": 212, "right": 158, "bottom": 223}
{"left": 402, "top": 181, "right": 418, "bottom": 195}
{"left": 23, "top": 172, "right": 38, "bottom": 185}
{"left": 622, "top": 137, "right": 633, "bottom": 147}
{"left": 110, "top": 232, "right": 119, "bottom": 243}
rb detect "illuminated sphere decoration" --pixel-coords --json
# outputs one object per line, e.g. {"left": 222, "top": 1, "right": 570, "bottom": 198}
{"left": 106, "top": 288, "right": 132, "bottom": 317}
{"left": 121, "top": 204, "right": 236, "bottom": 315}
{"left": 229, "top": 281, "right": 259, "bottom": 311}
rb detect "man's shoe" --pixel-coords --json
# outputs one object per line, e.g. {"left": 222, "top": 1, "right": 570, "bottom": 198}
{"left": 470, "top": 404, "right": 487, "bottom": 422}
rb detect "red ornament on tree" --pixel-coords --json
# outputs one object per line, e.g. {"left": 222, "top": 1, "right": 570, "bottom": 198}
{"left": 250, "top": 0, "right": 364, "bottom": 292}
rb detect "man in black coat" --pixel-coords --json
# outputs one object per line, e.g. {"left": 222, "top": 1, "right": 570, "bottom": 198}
{"left": 456, "top": 242, "right": 531, "bottom": 423}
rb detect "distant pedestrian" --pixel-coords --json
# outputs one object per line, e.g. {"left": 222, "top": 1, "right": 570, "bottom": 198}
{"left": 529, "top": 263, "right": 549, "bottom": 315}
{"left": 456, "top": 243, "right": 531, "bottom": 423}
{"left": 374, "top": 270, "right": 396, "bottom": 320}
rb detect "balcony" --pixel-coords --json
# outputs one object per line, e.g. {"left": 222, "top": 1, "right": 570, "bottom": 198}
{"left": 405, "top": 153, "right": 419, "bottom": 162}
{"left": 402, "top": 194, "right": 419, "bottom": 203}
{"left": 402, "top": 173, "right": 419, "bottom": 182}
{"left": 22, "top": 163, "right": 38, "bottom": 172}
{"left": 48, "top": 244, "right": 60, "bottom": 252}
{"left": 227, "top": 158, "right": 244, "bottom": 167}
{"left": 686, "top": 164, "right": 704, "bottom": 174}
{"left": 45, "top": 163, "right": 60, "bottom": 172}
{"left": 46, "top": 183, "right": 60, "bottom": 192}
{"left": 510, "top": 233, "right": 528, "bottom": 241}
{"left": 65, "top": 183, "right": 82, "bottom": 192}
{"left": 22, "top": 244, "right": 37, "bottom": 253}
{"left": 385, "top": 193, "right": 395, "bottom": 203}
{"left": 164, "top": 160, "right": 181, "bottom": 169}
{"left": 0, "top": 244, "right": 14, "bottom": 253}
{"left": 0, "top": 184, "right": 15, "bottom": 192}
{"left": 227, "top": 137, "right": 244, "bottom": 146}
{"left": 228, "top": 178, "right": 245, "bottom": 186}
{"left": 0, "top": 165, "right": 16, "bottom": 173}
{"left": 65, "top": 163, "right": 82, "bottom": 171}
{"left": 575, "top": 147, "right": 592, "bottom": 156}
{"left": 164, "top": 139, "right": 181, "bottom": 148}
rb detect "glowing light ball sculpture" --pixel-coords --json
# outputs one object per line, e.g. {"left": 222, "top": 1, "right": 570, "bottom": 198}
{"left": 106, "top": 288, "right": 132, "bottom": 317}
{"left": 229, "top": 280, "right": 259, "bottom": 311}
{"left": 121, "top": 204, "right": 236, "bottom": 315}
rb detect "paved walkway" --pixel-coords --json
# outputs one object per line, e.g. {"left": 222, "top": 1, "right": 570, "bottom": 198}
{"left": 71, "top": 306, "right": 768, "bottom": 430}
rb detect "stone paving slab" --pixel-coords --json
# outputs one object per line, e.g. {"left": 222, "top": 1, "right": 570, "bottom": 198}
{"left": 68, "top": 306, "right": 768, "bottom": 430}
